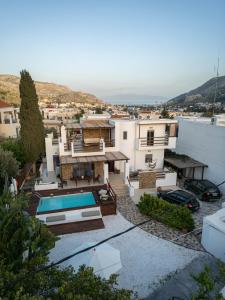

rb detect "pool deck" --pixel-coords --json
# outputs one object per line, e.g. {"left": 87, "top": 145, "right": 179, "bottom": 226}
{"left": 28, "top": 184, "right": 117, "bottom": 235}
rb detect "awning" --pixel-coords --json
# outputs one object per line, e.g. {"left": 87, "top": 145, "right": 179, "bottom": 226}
{"left": 165, "top": 155, "right": 208, "bottom": 169}
{"left": 66, "top": 120, "right": 114, "bottom": 129}
{"left": 60, "top": 151, "right": 129, "bottom": 165}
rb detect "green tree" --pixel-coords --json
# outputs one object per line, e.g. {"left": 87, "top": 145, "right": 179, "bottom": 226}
{"left": 0, "top": 193, "right": 132, "bottom": 299}
{"left": 160, "top": 106, "right": 173, "bottom": 119}
{"left": 45, "top": 127, "right": 58, "bottom": 139}
{"left": 19, "top": 70, "right": 45, "bottom": 164}
{"left": 95, "top": 106, "right": 103, "bottom": 114}
{"left": 0, "top": 138, "right": 26, "bottom": 167}
{"left": 0, "top": 148, "right": 19, "bottom": 192}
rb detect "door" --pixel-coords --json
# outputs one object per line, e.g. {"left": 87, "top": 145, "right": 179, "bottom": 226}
{"left": 108, "top": 161, "right": 115, "bottom": 172}
{"left": 147, "top": 130, "right": 154, "bottom": 146}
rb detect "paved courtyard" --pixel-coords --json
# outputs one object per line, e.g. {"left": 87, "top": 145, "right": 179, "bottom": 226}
{"left": 49, "top": 213, "right": 200, "bottom": 298}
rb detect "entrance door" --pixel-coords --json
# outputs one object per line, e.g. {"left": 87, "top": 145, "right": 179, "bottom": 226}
{"left": 147, "top": 130, "right": 154, "bottom": 146}
{"left": 108, "top": 161, "right": 115, "bottom": 172}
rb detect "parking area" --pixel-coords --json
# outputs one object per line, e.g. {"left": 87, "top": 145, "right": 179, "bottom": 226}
{"left": 128, "top": 183, "right": 224, "bottom": 250}
{"left": 132, "top": 184, "right": 224, "bottom": 228}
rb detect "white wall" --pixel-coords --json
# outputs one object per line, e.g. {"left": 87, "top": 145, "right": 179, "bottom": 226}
{"left": 0, "top": 124, "right": 20, "bottom": 138}
{"left": 45, "top": 134, "right": 59, "bottom": 172}
{"left": 176, "top": 118, "right": 225, "bottom": 194}
{"left": 111, "top": 119, "right": 167, "bottom": 172}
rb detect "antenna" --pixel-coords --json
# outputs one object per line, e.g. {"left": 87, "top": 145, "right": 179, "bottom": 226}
{"left": 212, "top": 57, "right": 219, "bottom": 116}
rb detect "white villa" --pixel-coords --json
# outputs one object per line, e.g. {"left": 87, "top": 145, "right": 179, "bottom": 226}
{"left": 0, "top": 100, "right": 20, "bottom": 138}
{"left": 45, "top": 116, "right": 178, "bottom": 190}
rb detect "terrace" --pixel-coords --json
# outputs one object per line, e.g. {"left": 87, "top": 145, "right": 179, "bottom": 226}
{"left": 28, "top": 184, "right": 117, "bottom": 235}
{"left": 59, "top": 120, "right": 116, "bottom": 157}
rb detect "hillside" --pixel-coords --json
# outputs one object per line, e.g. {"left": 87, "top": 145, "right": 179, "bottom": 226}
{"left": 0, "top": 74, "right": 103, "bottom": 106}
{"left": 167, "top": 76, "right": 225, "bottom": 105}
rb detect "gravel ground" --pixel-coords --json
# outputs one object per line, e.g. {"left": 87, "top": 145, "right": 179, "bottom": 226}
{"left": 50, "top": 213, "right": 200, "bottom": 298}
{"left": 117, "top": 195, "right": 204, "bottom": 250}
{"left": 193, "top": 198, "right": 224, "bottom": 228}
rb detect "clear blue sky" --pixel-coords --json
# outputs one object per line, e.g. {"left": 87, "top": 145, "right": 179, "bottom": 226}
{"left": 1, "top": 0, "right": 225, "bottom": 101}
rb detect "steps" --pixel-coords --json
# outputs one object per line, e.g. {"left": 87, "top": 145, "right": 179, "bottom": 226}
{"left": 110, "top": 182, "right": 129, "bottom": 198}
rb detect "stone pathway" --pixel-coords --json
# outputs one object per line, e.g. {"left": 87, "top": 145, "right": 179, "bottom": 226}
{"left": 117, "top": 195, "right": 203, "bottom": 251}
{"left": 193, "top": 198, "right": 223, "bottom": 228}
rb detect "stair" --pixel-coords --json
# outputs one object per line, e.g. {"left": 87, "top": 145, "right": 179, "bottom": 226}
{"left": 110, "top": 182, "right": 129, "bottom": 198}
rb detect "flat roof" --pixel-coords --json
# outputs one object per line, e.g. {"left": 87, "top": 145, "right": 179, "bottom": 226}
{"left": 60, "top": 151, "right": 129, "bottom": 164}
{"left": 165, "top": 155, "right": 208, "bottom": 169}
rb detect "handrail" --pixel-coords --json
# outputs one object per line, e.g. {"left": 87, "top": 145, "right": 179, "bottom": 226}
{"left": 127, "top": 176, "right": 131, "bottom": 187}
{"left": 73, "top": 142, "right": 103, "bottom": 153}
{"left": 106, "top": 178, "right": 117, "bottom": 202}
{"left": 139, "top": 136, "right": 169, "bottom": 146}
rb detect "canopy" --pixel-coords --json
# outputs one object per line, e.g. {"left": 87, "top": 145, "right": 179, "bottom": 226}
{"left": 60, "top": 151, "right": 129, "bottom": 165}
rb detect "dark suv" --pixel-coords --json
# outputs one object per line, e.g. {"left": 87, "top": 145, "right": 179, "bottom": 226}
{"left": 158, "top": 189, "right": 200, "bottom": 212}
{"left": 184, "top": 179, "right": 221, "bottom": 201}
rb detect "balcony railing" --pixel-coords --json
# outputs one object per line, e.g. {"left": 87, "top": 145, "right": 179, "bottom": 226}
{"left": 72, "top": 141, "right": 104, "bottom": 153}
{"left": 105, "top": 139, "right": 115, "bottom": 148}
{"left": 139, "top": 136, "right": 169, "bottom": 147}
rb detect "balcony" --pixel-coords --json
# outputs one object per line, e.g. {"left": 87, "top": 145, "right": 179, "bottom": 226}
{"left": 71, "top": 139, "right": 105, "bottom": 157}
{"left": 136, "top": 136, "right": 176, "bottom": 150}
{"left": 105, "top": 139, "right": 115, "bottom": 148}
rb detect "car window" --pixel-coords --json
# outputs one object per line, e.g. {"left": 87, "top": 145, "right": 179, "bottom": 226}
{"left": 191, "top": 181, "right": 198, "bottom": 187}
{"left": 196, "top": 182, "right": 206, "bottom": 192}
{"left": 171, "top": 191, "right": 187, "bottom": 203}
{"left": 202, "top": 180, "right": 215, "bottom": 188}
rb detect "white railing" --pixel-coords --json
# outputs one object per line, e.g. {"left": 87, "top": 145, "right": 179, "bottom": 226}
{"left": 136, "top": 136, "right": 176, "bottom": 150}
{"left": 71, "top": 139, "right": 105, "bottom": 157}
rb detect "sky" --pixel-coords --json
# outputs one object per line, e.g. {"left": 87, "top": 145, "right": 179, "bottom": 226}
{"left": 1, "top": 0, "right": 225, "bottom": 103}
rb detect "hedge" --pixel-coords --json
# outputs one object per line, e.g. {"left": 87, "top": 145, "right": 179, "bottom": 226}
{"left": 138, "top": 193, "right": 195, "bottom": 232}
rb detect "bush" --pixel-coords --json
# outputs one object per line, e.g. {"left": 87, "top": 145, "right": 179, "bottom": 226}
{"left": 0, "top": 138, "right": 26, "bottom": 167}
{"left": 138, "top": 193, "right": 195, "bottom": 232}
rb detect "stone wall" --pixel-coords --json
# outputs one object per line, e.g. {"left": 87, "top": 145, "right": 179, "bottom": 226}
{"left": 61, "top": 164, "right": 73, "bottom": 180}
{"left": 139, "top": 171, "right": 156, "bottom": 188}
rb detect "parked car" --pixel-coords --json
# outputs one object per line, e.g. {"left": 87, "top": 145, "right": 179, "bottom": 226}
{"left": 184, "top": 179, "right": 221, "bottom": 201}
{"left": 158, "top": 189, "right": 200, "bottom": 212}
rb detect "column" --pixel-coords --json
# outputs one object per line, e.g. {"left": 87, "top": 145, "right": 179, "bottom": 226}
{"left": 103, "top": 163, "right": 109, "bottom": 184}
{"left": 45, "top": 135, "right": 54, "bottom": 172}
{"left": 124, "top": 160, "right": 129, "bottom": 184}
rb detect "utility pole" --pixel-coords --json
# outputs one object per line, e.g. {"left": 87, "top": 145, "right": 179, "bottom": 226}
{"left": 212, "top": 57, "right": 219, "bottom": 116}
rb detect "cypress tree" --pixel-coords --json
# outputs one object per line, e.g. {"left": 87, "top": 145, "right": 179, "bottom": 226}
{"left": 19, "top": 70, "right": 45, "bottom": 163}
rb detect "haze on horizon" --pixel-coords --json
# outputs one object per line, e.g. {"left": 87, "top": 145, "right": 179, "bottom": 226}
{"left": 1, "top": 0, "right": 225, "bottom": 103}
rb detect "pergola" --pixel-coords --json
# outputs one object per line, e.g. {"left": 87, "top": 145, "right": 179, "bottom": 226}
{"left": 165, "top": 155, "right": 208, "bottom": 179}
{"left": 60, "top": 151, "right": 129, "bottom": 165}
{"left": 60, "top": 151, "right": 130, "bottom": 184}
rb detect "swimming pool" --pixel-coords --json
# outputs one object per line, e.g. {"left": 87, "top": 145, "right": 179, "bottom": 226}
{"left": 37, "top": 192, "right": 96, "bottom": 213}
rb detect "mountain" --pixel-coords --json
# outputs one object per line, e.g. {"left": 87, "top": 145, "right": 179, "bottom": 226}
{"left": 167, "top": 76, "right": 225, "bottom": 105}
{"left": 0, "top": 74, "right": 103, "bottom": 106}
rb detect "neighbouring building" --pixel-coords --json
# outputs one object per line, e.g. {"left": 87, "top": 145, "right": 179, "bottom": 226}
{"left": 0, "top": 100, "right": 20, "bottom": 138}
{"left": 175, "top": 115, "right": 225, "bottom": 194}
{"left": 45, "top": 116, "right": 178, "bottom": 189}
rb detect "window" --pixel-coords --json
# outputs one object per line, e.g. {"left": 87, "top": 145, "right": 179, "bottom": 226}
{"left": 145, "top": 154, "right": 152, "bottom": 163}
{"left": 123, "top": 131, "right": 127, "bottom": 140}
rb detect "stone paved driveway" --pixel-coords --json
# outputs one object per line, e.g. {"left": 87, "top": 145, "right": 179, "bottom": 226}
{"left": 118, "top": 191, "right": 224, "bottom": 251}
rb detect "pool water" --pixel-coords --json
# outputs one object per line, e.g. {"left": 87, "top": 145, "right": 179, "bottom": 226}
{"left": 37, "top": 192, "right": 96, "bottom": 213}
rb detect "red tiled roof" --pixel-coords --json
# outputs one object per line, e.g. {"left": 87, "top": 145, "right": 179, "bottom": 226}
{"left": 0, "top": 100, "right": 11, "bottom": 108}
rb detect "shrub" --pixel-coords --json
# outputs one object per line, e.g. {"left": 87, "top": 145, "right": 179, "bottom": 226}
{"left": 138, "top": 193, "right": 195, "bottom": 232}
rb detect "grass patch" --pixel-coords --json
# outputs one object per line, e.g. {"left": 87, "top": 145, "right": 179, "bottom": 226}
{"left": 138, "top": 193, "right": 195, "bottom": 232}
